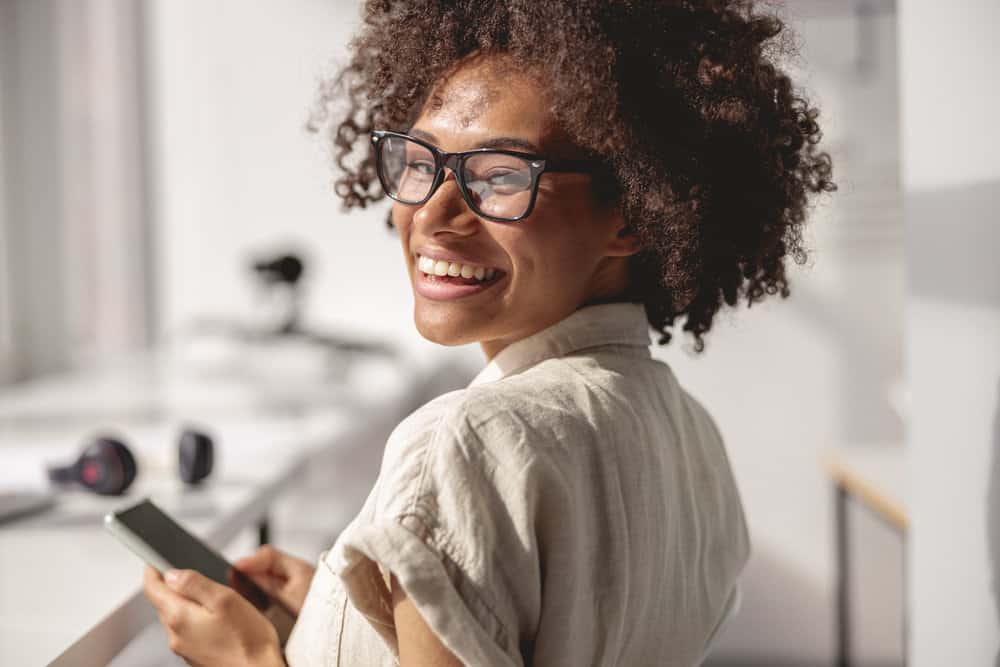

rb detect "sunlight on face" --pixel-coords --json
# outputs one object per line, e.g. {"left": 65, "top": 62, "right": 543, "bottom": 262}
{"left": 390, "top": 53, "right": 638, "bottom": 360}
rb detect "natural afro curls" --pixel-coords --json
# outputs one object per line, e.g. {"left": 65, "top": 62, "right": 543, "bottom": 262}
{"left": 308, "top": 0, "right": 837, "bottom": 353}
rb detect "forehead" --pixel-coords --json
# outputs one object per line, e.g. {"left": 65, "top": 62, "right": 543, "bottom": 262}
{"left": 412, "top": 55, "right": 562, "bottom": 151}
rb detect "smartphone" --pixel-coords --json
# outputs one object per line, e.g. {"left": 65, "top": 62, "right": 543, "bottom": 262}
{"left": 104, "top": 497, "right": 295, "bottom": 647}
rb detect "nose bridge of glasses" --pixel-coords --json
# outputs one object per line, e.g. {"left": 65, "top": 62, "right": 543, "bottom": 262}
{"left": 440, "top": 152, "right": 464, "bottom": 176}
{"left": 423, "top": 154, "right": 463, "bottom": 205}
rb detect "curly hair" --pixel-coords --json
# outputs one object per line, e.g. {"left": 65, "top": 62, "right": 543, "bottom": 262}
{"left": 308, "top": 0, "right": 836, "bottom": 352}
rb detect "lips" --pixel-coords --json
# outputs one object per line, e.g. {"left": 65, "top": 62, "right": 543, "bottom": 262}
{"left": 413, "top": 259, "right": 506, "bottom": 301}
{"left": 410, "top": 247, "right": 507, "bottom": 301}
{"left": 415, "top": 269, "right": 505, "bottom": 298}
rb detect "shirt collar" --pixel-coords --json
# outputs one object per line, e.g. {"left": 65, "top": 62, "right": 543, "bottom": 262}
{"left": 469, "top": 301, "right": 651, "bottom": 387}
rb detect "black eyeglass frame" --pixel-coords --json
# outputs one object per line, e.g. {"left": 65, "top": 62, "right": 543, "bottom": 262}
{"left": 370, "top": 129, "right": 597, "bottom": 223}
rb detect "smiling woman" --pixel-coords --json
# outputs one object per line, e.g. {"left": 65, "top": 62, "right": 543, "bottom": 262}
{"left": 366, "top": 55, "right": 642, "bottom": 361}
{"left": 314, "top": 0, "right": 836, "bottom": 354}
{"left": 143, "top": 1, "right": 834, "bottom": 666}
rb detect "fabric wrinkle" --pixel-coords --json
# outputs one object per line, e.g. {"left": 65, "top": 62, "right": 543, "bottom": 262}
{"left": 283, "top": 301, "right": 751, "bottom": 667}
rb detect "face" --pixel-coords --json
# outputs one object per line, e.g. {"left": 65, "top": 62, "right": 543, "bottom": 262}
{"left": 390, "top": 53, "right": 640, "bottom": 360}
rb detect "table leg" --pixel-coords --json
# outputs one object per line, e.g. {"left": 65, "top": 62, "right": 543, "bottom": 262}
{"left": 835, "top": 482, "right": 851, "bottom": 667}
{"left": 902, "top": 531, "right": 909, "bottom": 666}
{"left": 257, "top": 514, "right": 271, "bottom": 546}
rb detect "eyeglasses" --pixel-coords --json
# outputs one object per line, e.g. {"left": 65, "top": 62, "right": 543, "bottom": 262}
{"left": 371, "top": 130, "right": 596, "bottom": 222}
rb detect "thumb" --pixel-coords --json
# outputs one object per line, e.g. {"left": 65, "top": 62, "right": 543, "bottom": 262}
{"left": 164, "top": 569, "right": 226, "bottom": 608}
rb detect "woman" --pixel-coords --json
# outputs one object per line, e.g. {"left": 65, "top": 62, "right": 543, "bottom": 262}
{"left": 143, "top": 1, "right": 835, "bottom": 664}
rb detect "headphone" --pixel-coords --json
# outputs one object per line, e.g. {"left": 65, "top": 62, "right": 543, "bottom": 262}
{"left": 46, "top": 428, "right": 215, "bottom": 496}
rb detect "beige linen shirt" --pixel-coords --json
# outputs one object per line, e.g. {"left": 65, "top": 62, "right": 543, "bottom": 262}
{"left": 284, "top": 301, "right": 750, "bottom": 666}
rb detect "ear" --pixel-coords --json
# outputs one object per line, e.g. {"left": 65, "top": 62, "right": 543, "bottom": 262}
{"left": 603, "top": 209, "right": 642, "bottom": 258}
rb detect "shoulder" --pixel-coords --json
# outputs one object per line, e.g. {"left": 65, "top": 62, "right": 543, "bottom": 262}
{"left": 464, "top": 350, "right": 671, "bottom": 431}
{"left": 372, "top": 364, "right": 574, "bottom": 517}
{"left": 376, "top": 349, "right": 681, "bottom": 506}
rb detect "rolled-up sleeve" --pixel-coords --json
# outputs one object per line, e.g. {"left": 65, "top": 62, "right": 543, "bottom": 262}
{"left": 328, "top": 399, "right": 537, "bottom": 667}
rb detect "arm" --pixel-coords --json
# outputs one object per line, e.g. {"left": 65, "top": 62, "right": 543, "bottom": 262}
{"left": 391, "top": 572, "right": 465, "bottom": 667}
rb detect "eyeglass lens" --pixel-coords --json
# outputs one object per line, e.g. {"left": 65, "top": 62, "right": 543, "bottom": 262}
{"left": 378, "top": 135, "right": 535, "bottom": 220}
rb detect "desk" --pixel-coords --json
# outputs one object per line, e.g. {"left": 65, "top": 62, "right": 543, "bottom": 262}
{"left": 822, "top": 443, "right": 908, "bottom": 667}
{"left": 0, "top": 342, "right": 462, "bottom": 665}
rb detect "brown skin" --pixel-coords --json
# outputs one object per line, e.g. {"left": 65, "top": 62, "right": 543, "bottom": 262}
{"left": 142, "top": 545, "right": 316, "bottom": 666}
{"left": 395, "top": 53, "right": 641, "bottom": 361}
{"left": 232, "top": 544, "right": 317, "bottom": 617}
{"left": 143, "top": 566, "right": 285, "bottom": 667}
{"left": 391, "top": 573, "right": 464, "bottom": 666}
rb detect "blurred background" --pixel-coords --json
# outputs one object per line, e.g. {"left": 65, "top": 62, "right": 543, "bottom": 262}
{"left": 0, "top": 1, "right": 996, "bottom": 665}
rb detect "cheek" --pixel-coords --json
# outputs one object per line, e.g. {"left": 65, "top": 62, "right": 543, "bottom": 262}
{"left": 507, "top": 224, "right": 595, "bottom": 283}
{"left": 526, "top": 191, "right": 609, "bottom": 265}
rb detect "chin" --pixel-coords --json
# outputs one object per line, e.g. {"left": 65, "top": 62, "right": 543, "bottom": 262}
{"left": 413, "top": 306, "right": 481, "bottom": 347}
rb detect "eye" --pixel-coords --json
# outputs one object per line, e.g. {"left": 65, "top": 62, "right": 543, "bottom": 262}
{"left": 407, "top": 160, "right": 436, "bottom": 176}
{"left": 487, "top": 170, "right": 518, "bottom": 184}
{"left": 484, "top": 169, "right": 531, "bottom": 192}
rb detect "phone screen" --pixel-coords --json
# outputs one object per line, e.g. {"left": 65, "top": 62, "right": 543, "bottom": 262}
{"left": 114, "top": 499, "right": 270, "bottom": 610}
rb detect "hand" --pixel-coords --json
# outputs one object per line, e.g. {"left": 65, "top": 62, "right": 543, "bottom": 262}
{"left": 143, "top": 566, "right": 285, "bottom": 667}
{"left": 234, "top": 545, "right": 317, "bottom": 617}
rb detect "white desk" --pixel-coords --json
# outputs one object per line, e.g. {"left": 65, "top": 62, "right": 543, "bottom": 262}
{"left": 0, "top": 340, "right": 462, "bottom": 666}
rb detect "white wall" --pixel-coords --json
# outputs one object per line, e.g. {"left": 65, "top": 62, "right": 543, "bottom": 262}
{"left": 899, "top": 1, "right": 1000, "bottom": 664}
{"left": 899, "top": 1, "right": 1000, "bottom": 192}
{"left": 146, "top": 0, "right": 442, "bottom": 358}
{"left": 673, "top": 5, "right": 905, "bottom": 663}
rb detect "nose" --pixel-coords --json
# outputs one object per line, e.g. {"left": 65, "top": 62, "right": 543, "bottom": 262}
{"left": 412, "top": 168, "right": 478, "bottom": 233}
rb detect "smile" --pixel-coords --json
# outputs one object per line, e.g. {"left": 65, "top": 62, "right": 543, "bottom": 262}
{"left": 413, "top": 253, "right": 507, "bottom": 301}
{"left": 416, "top": 254, "right": 501, "bottom": 282}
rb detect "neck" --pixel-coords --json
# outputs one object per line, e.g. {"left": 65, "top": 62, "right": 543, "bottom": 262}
{"left": 479, "top": 257, "right": 634, "bottom": 362}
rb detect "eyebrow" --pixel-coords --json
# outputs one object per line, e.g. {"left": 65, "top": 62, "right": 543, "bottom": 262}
{"left": 408, "top": 128, "right": 542, "bottom": 154}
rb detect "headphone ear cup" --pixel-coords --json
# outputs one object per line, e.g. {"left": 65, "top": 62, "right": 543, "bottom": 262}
{"left": 47, "top": 436, "right": 136, "bottom": 495}
{"left": 178, "top": 428, "right": 214, "bottom": 485}
{"left": 109, "top": 439, "right": 138, "bottom": 492}
{"left": 83, "top": 437, "right": 136, "bottom": 495}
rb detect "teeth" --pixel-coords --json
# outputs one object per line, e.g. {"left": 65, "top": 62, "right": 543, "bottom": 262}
{"left": 417, "top": 254, "right": 499, "bottom": 282}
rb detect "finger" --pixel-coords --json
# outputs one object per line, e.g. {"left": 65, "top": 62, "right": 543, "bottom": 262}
{"left": 233, "top": 544, "right": 284, "bottom": 575}
{"left": 163, "top": 626, "right": 205, "bottom": 667}
{"left": 240, "top": 570, "right": 285, "bottom": 598}
{"left": 164, "top": 569, "right": 228, "bottom": 610}
{"left": 143, "top": 565, "right": 175, "bottom": 610}
{"left": 164, "top": 626, "right": 184, "bottom": 656}
{"left": 144, "top": 566, "right": 196, "bottom": 631}
{"left": 232, "top": 567, "right": 302, "bottom": 616}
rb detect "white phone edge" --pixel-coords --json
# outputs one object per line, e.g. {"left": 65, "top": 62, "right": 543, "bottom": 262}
{"left": 103, "top": 498, "right": 174, "bottom": 573}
